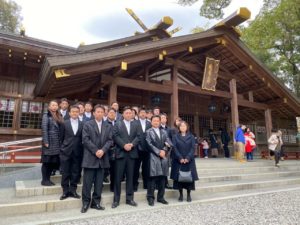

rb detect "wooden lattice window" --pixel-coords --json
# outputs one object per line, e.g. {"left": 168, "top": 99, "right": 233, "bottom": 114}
{"left": 20, "top": 101, "right": 48, "bottom": 129}
{"left": 0, "top": 98, "right": 15, "bottom": 128}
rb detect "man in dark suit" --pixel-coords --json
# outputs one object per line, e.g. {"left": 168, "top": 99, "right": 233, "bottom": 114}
{"left": 112, "top": 106, "right": 140, "bottom": 208}
{"left": 133, "top": 108, "right": 151, "bottom": 191}
{"left": 59, "top": 105, "right": 83, "bottom": 201}
{"left": 111, "top": 102, "right": 122, "bottom": 121}
{"left": 104, "top": 107, "right": 117, "bottom": 191}
{"left": 160, "top": 113, "right": 173, "bottom": 189}
{"left": 83, "top": 101, "right": 94, "bottom": 121}
{"left": 81, "top": 105, "right": 113, "bottom": 213}
{"left": 59, "top": 98, "right": 70, "bottom": 120}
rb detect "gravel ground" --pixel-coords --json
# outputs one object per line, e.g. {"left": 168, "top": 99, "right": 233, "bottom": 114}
{"left": 57, "top": 190, "right": 300, "bottom": 225}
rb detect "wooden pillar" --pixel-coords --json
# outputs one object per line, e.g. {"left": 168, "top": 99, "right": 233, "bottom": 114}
{"left": 265, "top": 108, "right": 272, "bottom": 139}
{"left": 145, "top": 67, "right": 149, "bottom": 83}
{"left": 230, "top": 79, "right": 239, "bottom": 140}
{"left": 108, "top": 81, "right": 117, "bottom": 105}
{"left": 170, "top": 66, "right": 178, "bottom": 127}
{"left": 248, "top": 91, "right": 254, "bottom": 102}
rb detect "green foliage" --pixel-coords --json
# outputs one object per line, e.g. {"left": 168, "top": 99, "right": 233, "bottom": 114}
{"left": 0, "top": 0, "right": 22, "bottom": 33}
{"left": 242, "top": 0, "right": 300, "bottom": 96}
{"left": 178, "top": 0, "right": 231, "bottom": 19}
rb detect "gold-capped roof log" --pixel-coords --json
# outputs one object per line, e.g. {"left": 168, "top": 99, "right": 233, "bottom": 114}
{"left": 213, "top": 7, "right": 251, "bottom": 28}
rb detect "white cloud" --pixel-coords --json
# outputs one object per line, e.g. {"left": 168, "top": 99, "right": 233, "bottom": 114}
{"left": 14, "top": 0, "right": 263, "bottom": 47}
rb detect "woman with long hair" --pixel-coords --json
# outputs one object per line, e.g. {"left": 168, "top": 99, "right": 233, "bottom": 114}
{"left": 41, "top": 100, "right": 64, "bottom": 186}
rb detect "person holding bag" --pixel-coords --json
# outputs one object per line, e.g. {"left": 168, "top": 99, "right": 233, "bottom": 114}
{"left": 268, "top": 129, "right": 283, "bottom": 167}
{"left": 170, "top": 121, "right": 198, "bottom": 202}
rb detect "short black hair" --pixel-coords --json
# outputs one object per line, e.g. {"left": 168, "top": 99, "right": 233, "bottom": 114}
{"left": 139, "top": 107, "right": 146, "bottom": 113}
{"left": 85, "top": 101, "right": 93, "bottom": 107}
{"left": 93, "top": 104, "right": 105, "bottom": 112}
{"left": 76, "top": 101, "right": 84, "bottom": 107}
{"left": 108, "top": 107, "right": 116, "bottom": 113}
{"left": 60, "top": 98, "right": 68, "bottom": 103}
{"left": 151, "top": 115, "right": 161, "bottom": 121}
{"left": 69, "top": 105, "right": 79, "bottom": 111}
{"left": 111, "top": 102, "right": 118, "bottom": 106}
{"left": 160, "top": 113, "right": 167, "bottom": 117}
{"left": 123, "top": 106, "right": 132, "bottom": 113}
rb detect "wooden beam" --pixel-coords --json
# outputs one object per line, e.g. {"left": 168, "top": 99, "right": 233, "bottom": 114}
{"left": 239, "top": 83, "right": 266, "bottom": 95}
{"left": 238, "top": 99, "right": 269, "bottom": 110}
{"left": 230, "top": 79, "right": 239, "bottom": 139}
{"left": 177, "top": 83, "right": 232, "bottom": 98}
{"left": 165, "top": 57, "right": 201, "bottom": 74}
{"left": 170, "top": 66, "right": 179, "bottom": 126}
{"left": 107, "top": 77, "right": 173, "bottom": 94}
{"left": 265, "top": 109, "right": 272, "bottom": 140}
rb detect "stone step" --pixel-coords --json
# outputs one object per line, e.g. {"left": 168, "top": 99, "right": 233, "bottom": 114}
{"left": 2, "top": 183, "right": 300, "bottom": 225}
{"left": 193, "top": 159, "right": 300, "bottom": 168}
{"left": 15, "top": 170, "right": 300, "bottom": 197}
{"left": 2, "top": 176, "right": 300, "bottom": 217}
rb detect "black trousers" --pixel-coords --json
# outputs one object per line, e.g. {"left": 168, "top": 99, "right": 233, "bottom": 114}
{"left": 223, "top": 144, "right": 230, "bottom": 158}
{"left": 113, "top": 155, "right": 135, "bottom": 203}
{"left": 133, "top": 151, "right": 149, "bottom": 190}
{"left": 274, "top": 151, "right": 281, "bottom": 165}
{"left": 41, "top": 162, "right": 59, "bottom": 182}
{"left": 147, "top": 176, "right": 166, "bottom": 201}
{"left": 82, "top": 167, "right": 104, "bottom": 205}
{"left": 104, "top": 160, "right": 115, "bottom": 191}
{"left": 60, "top": 153, "right": 82, "bottom": 194}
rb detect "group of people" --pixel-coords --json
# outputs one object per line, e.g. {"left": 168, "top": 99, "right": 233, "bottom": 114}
{"left": 41, "top": 98, "right": 198, "bottom": 213}
{"left": 200, "top": 128, "right": 231, "bottom": 159}
{"left": 235, "top": 124, "right": 283, "bottom": 167}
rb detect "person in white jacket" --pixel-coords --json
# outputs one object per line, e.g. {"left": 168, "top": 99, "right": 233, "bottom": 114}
{"left": 268, "top": 129, "right": 283, "bottom": 167}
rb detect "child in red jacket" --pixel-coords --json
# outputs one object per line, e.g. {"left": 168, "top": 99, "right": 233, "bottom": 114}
{"left": 245, "top": 132, "right": 256, "bottom": 161}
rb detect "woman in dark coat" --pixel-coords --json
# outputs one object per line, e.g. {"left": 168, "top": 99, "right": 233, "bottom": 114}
{"left": 41, "top": 100, "right": 64, "bottom": 186}
{"left": 171, "top": 121, "right": 199, "bottom": 202}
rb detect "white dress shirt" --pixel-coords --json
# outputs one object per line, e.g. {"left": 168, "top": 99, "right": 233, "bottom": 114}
{"left": 95, "top": 119, "right": 102, "bottom": 134}
{"left": 153, "top": 127, "right": 160, "bottom": 139}
{"left": 124, "top": 119, "right": 131, "bottom": 135}
{"left": 60, "top": 109, "right": 67, "bottom": 118}
{"left": 139, "top": 118, "right": 146, "bottom": 133}
{"left": 70, "top": 118, "right": 79, "bottom": 135}
{"left": 85, "top": 112, "right": 92, "bottom": 118}
{"left": 78, "top": 115, "right": 83, "bottom": 122}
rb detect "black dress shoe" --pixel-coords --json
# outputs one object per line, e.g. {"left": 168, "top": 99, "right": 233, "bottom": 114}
{"left": 41, "top": 180, "right": 52, "bottom": 186}
{"left": 103, "top": 177, "right": 109, "bottom": 183}
{"left": 91, "top": 203, "right": 105, "bottom": 210}
{"left": 126, "top": 200, "right": 137, "bottom": 207}
{"left": 157, "top": 199, "right": 169, "bottom": 205}
{"left": 69, "top": 192, "right": 81, "bottom": 199}
{"left": 50, "top": 181, "right": 55, "bottom": 186}
{"left": 81, "top": 204, "right": 89, "bottom": 213}
{"left": 148, "top": 199, "right": 154, "bottom": 206}
{"left": 111, "top": 202, "right": 119, "bottom": 208}
{"left": 60, "top": 193, "right": 69, "bottom": 200}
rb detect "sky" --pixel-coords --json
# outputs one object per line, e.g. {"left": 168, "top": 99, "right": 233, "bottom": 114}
{"left": 14, "top": 0, "right": 264, "bottom": 47}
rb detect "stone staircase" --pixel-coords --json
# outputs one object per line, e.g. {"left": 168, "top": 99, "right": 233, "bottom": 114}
{"left": 1, "top": 159, "right": 300, "bottom": 225}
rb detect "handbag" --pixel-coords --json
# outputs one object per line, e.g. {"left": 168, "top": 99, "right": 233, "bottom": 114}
{"left": 178, "top": 165, "right": 193, "bottom": 183}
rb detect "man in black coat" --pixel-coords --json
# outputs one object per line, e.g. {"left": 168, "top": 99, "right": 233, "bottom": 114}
{"left": 146, "top": 115, "right": 172, "bottom": 206}
{"left": 112, "top": 106, "right": 140, "bottom": 209}
{"left": 133, "top": 108, "right": 151, "bottom": 191}
{"left": 81, "top": 105, "right": 113, "bottom": 213}
{"left": 160, "top": 113, "right": 173, "bottom": 189}
{"left": 111, "top": 102, "right": 122, "bottom": 121}
{"left": 59, "top": 98, "right": 70, "bottom": 120}
{"left": 104, "top": 107, "right": 117, "bottom": 192}
{"left": 59, "top": 105, "right": 83, "bottom": 200}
